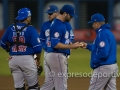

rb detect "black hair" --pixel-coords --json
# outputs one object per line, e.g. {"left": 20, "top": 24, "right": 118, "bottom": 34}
{"left": 15, "top": 18, "right": 27, "bottom": 22}
{"left": 98, "top": 21, "right": 105, "bottom": 25}
{"left": 60, "top": 9, "right": 64, "bottom": 15}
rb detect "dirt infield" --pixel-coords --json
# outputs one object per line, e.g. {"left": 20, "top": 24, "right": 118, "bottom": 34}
{"left": 0, "top": 76, "right": 120, "bottom": 90}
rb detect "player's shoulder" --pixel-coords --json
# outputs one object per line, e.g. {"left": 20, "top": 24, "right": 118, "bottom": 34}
{"left": 44, "top": 21, "right": 51, "bottom": 24}
{"left": 42, "top": 21, "right": 51, "bottom": 26}
{"left": 64, "top": 22, "right": 72, "bottom": 29}
{"left": 52, "top": 23, "right": 64, "bottom": 30}
{"left": 28, "top": 25, "right": 35, "bottom": 29}
{"left": 6, "top": 24, "right": 14, "bottom": 31}
{"left": 52, "top": 19, "right": 64, "bottom": 27}
{"left": 26, "top": 25, "right": 38, "bottom": 32}
{"left": 8, "top": 23, "right": 14, "bottom": 28}
{"left": 64, "top": 22, "right": 70, "bottom": 25}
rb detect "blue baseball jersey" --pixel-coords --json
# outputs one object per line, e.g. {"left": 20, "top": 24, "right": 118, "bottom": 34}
{"left": 47, "top": 19, "right": 71, "bottom": 55}
{"left": 40, "top": 21, "right": 74, "bottom": 53}
{"left": 86, "top": 24, "right": 117, "bottom": 69}
{"left": 64, "top": 22, "right": 74, "bottom": 42}
{"left": 1, "top": 22, "right": 42, "bottom": 55}
{"left": 39, "top": 21, "right": 52, "bottom": 52}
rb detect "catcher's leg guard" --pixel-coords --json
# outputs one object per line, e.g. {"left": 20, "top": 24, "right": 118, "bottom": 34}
{"left": 27, "top": 83, "right": 40, "bottom": 90}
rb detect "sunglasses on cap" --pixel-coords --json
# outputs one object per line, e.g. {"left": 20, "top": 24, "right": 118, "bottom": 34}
{"left": 48, "top": 13, "right": 53, "bottom": 15}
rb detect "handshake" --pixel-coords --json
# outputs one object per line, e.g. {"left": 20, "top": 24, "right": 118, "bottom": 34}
{"left": 71, "top": 41, "right": 87, "bottom": 49}
{"left": 79, "top": 42, "right": 87, "bottom": 49}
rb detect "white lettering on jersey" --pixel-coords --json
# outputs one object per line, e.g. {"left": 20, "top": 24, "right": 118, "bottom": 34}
{"left": 65, "top": 39, "right": 70, "bottom": 44}
{"left": 70, "top": 29, "right": 74, "bottom": 36}
{"left": 12, "top": 45, "right": 27, "bottom": 52}
{"left": 65, "top": 31, "right": 69, "bottom": 39}
{"left": 37, "top": 38, "right": 40, "bottom": 43}
{"left": 13, "top": 32, "right": 25, "bottom": 36}
{"left": 12, "top": 26, "right": 27, "bottom": 32}
{"left": 45, "top": 29, "right": 50, "bottom": 37}
{"left": 99, "top": 41, "right": 105, "bottom": 47}
{"left": 51, "top": 21, "right": 54, "bottom": 27}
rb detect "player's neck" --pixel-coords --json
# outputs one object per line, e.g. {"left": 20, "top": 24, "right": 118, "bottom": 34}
{"left": 22, "top": 20, "right": 29, "bottom": 24}
{"left": 56, "top": 15, "right": 65, "bottom": 22}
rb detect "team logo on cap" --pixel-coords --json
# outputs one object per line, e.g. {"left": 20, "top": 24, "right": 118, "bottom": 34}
{"left": 99, "top": 41, "right": 105, "bottom": 47}
{"left": 28, "top": 11, "right": 31, "bottom": 16}
{"left": 47, "top": 7, "right": 50, "bottom": 10}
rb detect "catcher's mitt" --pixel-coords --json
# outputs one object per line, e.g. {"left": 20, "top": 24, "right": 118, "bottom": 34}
{"left": 37, "top": 66, "right": 43, "bottom": 76}
{"left": 5, "top": 42, "right": 11, "bottom": 52}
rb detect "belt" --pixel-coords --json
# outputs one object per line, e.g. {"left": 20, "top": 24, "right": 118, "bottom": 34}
{"left": 62, "top": 53, "right": 69, "bottom": 58}
{"left": 51, "top": 52, "right": 68, "bottom": 58}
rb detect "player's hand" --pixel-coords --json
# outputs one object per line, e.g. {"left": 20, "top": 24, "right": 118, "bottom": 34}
{"left": 34, "top": 55, "right": 40, "bottom": 66}
{"left": 7, "top": 56, "right": 12, "bottom": 60}
{"left": 34, "top": 54, "right": 41, "bottom": 66}
{"left": 71, "top": 41, "right": 82, "bottom": 49}
{"left": 79, "top": 42, "right": 87, "bottom": 49}
{"left": 34, "top": 58, "right": 40, "bottom": 67}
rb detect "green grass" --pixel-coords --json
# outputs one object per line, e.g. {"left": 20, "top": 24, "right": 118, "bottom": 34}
{"left": 0, "top": 47, "right": 10, "bottom": 75}
{"left": 0, "top": 45, "right": 120, "bottom": 76}
{"left": 68, "top": 46, "right": 120, "bottom": 73}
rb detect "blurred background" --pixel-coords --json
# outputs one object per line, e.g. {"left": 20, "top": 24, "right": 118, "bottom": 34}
{"left": 0, "top": 0, "right": 120, "bottom": 43}
{"left": 0, "top": 0, "right": 120, "bottom": 90}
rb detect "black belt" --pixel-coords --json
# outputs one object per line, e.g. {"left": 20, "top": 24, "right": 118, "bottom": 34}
{"left": 62, "top": 53, "right": 69, "bottom": 57}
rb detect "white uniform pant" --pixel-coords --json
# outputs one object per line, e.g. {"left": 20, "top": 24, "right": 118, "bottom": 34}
{"left": 89, "top": 63, "right": 118, "bottom": 90}
{"left": 41, "top": 52, "right": 68, "bottom": 90}
{"left": 9, "top": 55, "right": 38, "bottom": 88}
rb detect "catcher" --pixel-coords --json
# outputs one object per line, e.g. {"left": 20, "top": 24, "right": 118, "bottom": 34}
{"left": 1, "top": 8, "right": 42, "bottom": 90}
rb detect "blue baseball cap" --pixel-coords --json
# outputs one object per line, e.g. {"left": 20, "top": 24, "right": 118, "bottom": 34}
{"left": 45, "top": 5, "right": 59, "bottom": 13}
{"left": 61, "top": 4, "right": 77, "bottom": 17}
{"left": 15, "top": 8, "right": 31, "bottom": 20}
{"left": 88, "top": 13, "right": 105, "bottom": 23}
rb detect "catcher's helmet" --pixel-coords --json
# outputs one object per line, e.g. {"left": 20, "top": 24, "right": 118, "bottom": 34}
{"left": 15, "top": 8, "right": 31, "bottom": 20}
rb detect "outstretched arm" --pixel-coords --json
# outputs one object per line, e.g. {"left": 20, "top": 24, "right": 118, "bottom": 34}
{"left": 79, "top": 42, "right": 94, "bottom": 51}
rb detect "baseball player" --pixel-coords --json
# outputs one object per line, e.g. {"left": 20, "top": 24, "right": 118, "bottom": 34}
{"left": 39, "top": 5, "right": 59, "bottom": 90}
{"left": 1, "top": 8, "right": 42, "bottom": 90}
{"left": 80, "top": 13, "right": 118, "bottom": 90}
{"left": 41, "top": 4, "right": 80, "bottom": 90}
{"left": 40, "top": 5, "right": 75, "bottom": 90}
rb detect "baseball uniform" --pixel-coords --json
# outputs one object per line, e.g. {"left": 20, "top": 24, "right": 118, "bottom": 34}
{"left": 40, "top": 5, "right": 59, "bottom": 90}
{"left": 40, "top": 4, "right": 77, "bottom": 90}
{"left": 87, "top": 13, "right": 118, "bottom": 90}
{"left": 1, "top": 8, "right": 42, "bottom": 90}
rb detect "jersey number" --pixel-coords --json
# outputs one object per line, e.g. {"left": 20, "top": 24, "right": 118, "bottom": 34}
{"left": 12, "top": 36, "right": 26, "bottom": 52}
{"left": 12, "top": 36, "right": 25, "bottom": 43}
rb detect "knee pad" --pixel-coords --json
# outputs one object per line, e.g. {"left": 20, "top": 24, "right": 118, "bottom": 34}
{"left": 27, "top": 83, "right": 40, "bottom": 90}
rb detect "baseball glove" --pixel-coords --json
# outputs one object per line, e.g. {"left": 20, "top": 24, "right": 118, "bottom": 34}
{"left": 37, "top": 66, "right": 43, "bottom": 76}
{"left": 5, "top": 42, "right": 11, "bottom": 52}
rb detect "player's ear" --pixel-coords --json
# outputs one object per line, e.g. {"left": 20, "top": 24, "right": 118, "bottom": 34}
{"left": 64, "top": 12, "right": 67, "bottom": 17}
